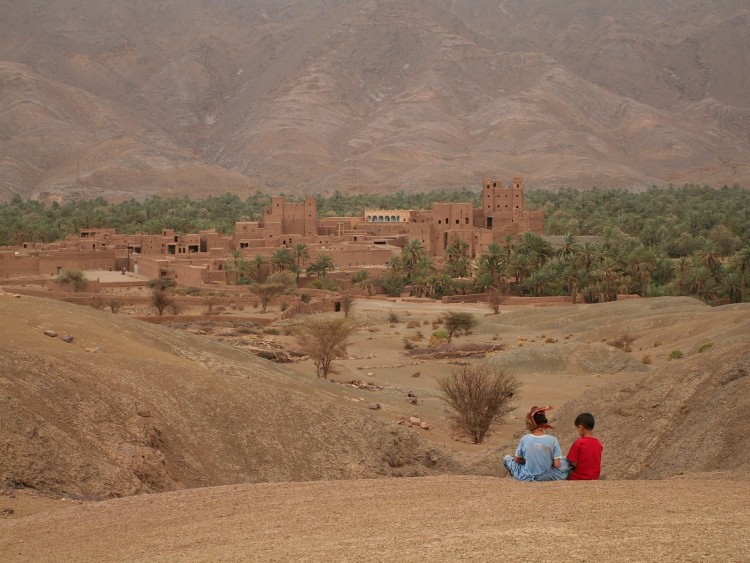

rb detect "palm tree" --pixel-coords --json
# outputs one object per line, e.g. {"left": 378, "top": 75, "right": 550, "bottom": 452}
{"left": 224, "top": 248, "right": 249, "bottom": 284}
{"left": 250, "top": 254, "right": 267, "bottom": 283}
{"left": 556, "top": 233, "right": 580, "bottom": 263}
{"left": 291, "top": 242, "right": 310, "bottom": 281}
{"left": 401, "top": 239, "right": 427, "bottom": 281}
{"left": 731, "top": 247, "right": 750, "bottom": 302}
{"left": 271, "top": 248, "right": 295, "bottom": 272}
{"left": 307, "top": 254, "right": 335, "bottom": 278}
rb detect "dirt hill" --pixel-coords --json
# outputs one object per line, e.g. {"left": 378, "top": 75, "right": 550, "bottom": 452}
{"left": 1, "top": 1, "right": 749, "bottom": 200}
{"left": 0, "top": 294, "right": 451, "bottom": 499}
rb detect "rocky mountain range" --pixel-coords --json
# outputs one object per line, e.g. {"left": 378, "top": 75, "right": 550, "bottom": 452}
{"left": 1, "top": 0, "right": 749, "bottom": 201}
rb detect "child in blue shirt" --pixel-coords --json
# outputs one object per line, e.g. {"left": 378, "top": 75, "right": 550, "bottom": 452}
{"left": 503, "top": 406, "right": 570, "bottom": 482}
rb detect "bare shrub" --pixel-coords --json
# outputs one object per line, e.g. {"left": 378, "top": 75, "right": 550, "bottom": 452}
{"left": 167, "top": 300, "right": 182, "bottom": 316}
{"left": 108, "top": 299, "right": 123, "bottom": 314}
{"left": 340, "top": 294, "right": 354, "bottom": 318}
{"left": 403, "top": 337, "right": 416, "bottom": 350}
{"left": 295, "top": 316, "right": 360, "bottom": 379}
{"left": 151, "top": 289, "right": 172, "bottom": 316}
{"left": 88, "top": 296, "right": 105, "bottom": 310}
{"left": 641, "top": 354, "right": 652, "bottom": 364}
{"left": 387, "top": 311, "right": 400, "bottom": 323}
{"left": 608, "top": 334, "right": 636, "bottom": 350}
{"left": 438, "top": 365, "right": 518, "bottom": 444}
{"left": 486, "top": 288, "right": 503, "bottom": 314}
{"left": 203, "top": 296, "right": 220, "bottom": 314}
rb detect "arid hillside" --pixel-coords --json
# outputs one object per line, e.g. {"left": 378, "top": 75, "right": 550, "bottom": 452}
{"left": 1, "top": 0, "right": 749, "bottom": 200}
{"left": 0, "top": 294, "right": 451, "bottom": 499}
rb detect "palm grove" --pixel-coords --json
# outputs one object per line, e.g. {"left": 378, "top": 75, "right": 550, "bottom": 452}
{"left": 3, "top": 184, "right": 749, "bottom": 304}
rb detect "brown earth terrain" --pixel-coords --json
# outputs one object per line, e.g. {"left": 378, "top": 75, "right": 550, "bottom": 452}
{"left": 1, "top": 1, "right": 749, "bottom": 200}
{"left": 1, "top": 289, "right": 749, "bottom": 559}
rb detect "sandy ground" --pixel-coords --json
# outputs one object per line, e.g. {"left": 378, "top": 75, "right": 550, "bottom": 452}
{"left": 2, "top": 476, "right": 749, "bottom": 562}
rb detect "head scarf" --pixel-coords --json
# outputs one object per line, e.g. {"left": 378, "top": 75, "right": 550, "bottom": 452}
{"left": 525, "top": 405, "right": 554, "bottom": 430}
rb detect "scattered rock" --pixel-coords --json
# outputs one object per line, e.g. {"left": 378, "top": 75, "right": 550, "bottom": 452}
{"left": 409, "top": 416, "right": 421, "bottom": 425}
{"left": 84, "top": 347, "right": 104, "bottom": 353}
{"left": 368, "top": 403, "right": 381, "bottom": 410}
{"left": 61, "top": 335, "right": 74, "bottom": 343}
{"left": 43, "top": 330, "right": 57, "bottom": 338}
{"left": 419, "top": 421, "right": 430, "bottom": 430}
{"left": 412, "top": 371, "right": 420, "bottom": 378}
{"left": 1, "top": 508, "right": 14, "bottom": 515}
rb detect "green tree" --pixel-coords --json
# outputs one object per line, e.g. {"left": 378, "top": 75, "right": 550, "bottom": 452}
{"left": 444, "top": 311, "right": 478, "bottom": 344}
{"left": 56, "top": 269, "right": 88, "bottom": 292}
{"left": 307, "top": 254, "right": 335, "bottom": 278}
{"left": 249, "top": 271, "right": 296, "bottom": 312}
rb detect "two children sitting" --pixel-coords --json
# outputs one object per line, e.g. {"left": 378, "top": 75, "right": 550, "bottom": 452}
{"left": 502, "top": 406, "right": 602, "bottom": 482}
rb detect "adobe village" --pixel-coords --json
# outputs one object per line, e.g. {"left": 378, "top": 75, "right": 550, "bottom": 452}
{"left": 1, "top": 176, "right": 750, "bottom": 560}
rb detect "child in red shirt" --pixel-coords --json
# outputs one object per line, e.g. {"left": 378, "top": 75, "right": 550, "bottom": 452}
{"left": 566, "top": 412, "right": 602, "bottom": 480}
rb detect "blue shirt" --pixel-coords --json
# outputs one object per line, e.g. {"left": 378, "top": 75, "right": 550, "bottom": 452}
{"left": 515, "top": 433, "right": 562, "bottom": 477}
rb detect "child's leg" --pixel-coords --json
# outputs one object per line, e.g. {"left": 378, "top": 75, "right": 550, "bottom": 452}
{"left": 503, "top": 455, "right": 533, "bottom": 482}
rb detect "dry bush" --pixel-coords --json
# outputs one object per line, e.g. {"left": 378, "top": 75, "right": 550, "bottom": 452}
{"left": 402, "top": 337, "right": 416, "bottom": 350}
{"left": 668, "top": 349, "right": 684, "bottom": 361}
{"left": 167, "top": 300, "right": 182, "bottom": 316}
{"left": 406, "top": 320, "right": 420, "bottom": 329}
{"left": 641, "top": 354, "right": 652, "bottom": 364}
{"left": 438, "top": 365, "right": 518, "bottom": 444}
{"left": 203, "top": 296, "right": 220, "bottom": 314}
{"left": 608, "top": 334, "right": 636, "bottom": 350}
{"left": 422, "top": 320, "right": 430, "bottom": 326}
{"left": 88, "top": 296, "right": 105, "bottom": 310}
{"left": 340, "top": 294, "right": 354, "bottom": 318}
{"left": 698, "top": 341, "right": 714, "bottom": 353}
{"left": 108, "top": 299, "right": 123, "bottom": 314}
{"left": 486, "top": 288, "right": 503, "bottom": 315}
{"left": 295, "top": 316, "right": 360, "bottom": 379}
{"left": 545, "top": 337, "right": 557, "bottom": 344}
{"left": 653, "top": 340, "right": 663, "bottom": 347}
{"left": 387, "top": 311, "right": 400, "bottom": 323}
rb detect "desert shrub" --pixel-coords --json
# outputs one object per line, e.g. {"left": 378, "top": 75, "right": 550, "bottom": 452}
{"left": 280, "top": 301, "right": 289, "bottom": 312}
{"left": 403, "top": 337, "right": 416, "bottom": 350}
{"left": 167, "top": 300, "right": 182, "bottom": 315}
{"left": 545, "top": 337, "right": 556, "bottom": 344}
{"left": 108, "top": 299, "right": 123, "bottom": 314}
{"left": 56, "top": 269, "right": 87, "bottom": 292}
{"left": 653, "top": 340, "right": 663, "bottom": 347}
{"left": 387, "top": 311, "right": 400, "bottom": 323}
{"left": 698, "top": 341, "right": 714, "bottom": 353}
{"left": 608, "top": 334, "right": 636, "bottom": 350}
{"left": 151, "top": 288, "right": 172, "bottom": 316}
{"left": 300, "top": 293, "right": 311, "bottom": 304}
{"left": 422, "top": 320, "right": 430, "bottom": 326}
{"left": 430, "top": 329, "right": 449, "bottom": 346}
{"left": 203, "top": 296, "right": 220, "bottom": 314}
{"left": 444, "top": 311, "right": 478, "bottom": 344}
{"left": 432, "top": 322, "right": 440, "bottom": 329}
{"left": 410, "top": 332, "right": 423, "bottom": 341}
{"left": 88, "top": 296, "right": 105, "bottom": 310}
{"left": 486, "top": 288, "right": 503, "bottom": 314}
{"left": 668, "top": 349, "right": 684, "bottom": 361}
{"left": 340, "top": 294, "right": 354, "bottom": 318}
{"left": 249, "top": 271, "right": 296, "bottom": 312}
{"left": 641, "top": 354, "right": 652, "bottom": 364}
{"left": 311, "top": 278, "right": 339, "bottom": 291}
{"left": 406, "top": 320, "right": 420, "bottom": 329}
{"left": 263, "top": 327, "right": 280, "bottom": 335}
{"left": 438, "top": 365, "right": 519, "bottom": 444}
{"left": 295, "top": 316, "right": 360, "bottom": 379}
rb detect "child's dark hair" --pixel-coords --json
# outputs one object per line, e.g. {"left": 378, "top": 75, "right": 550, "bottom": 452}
{"left": 574, "top": 412, "right": 595, "bottom": 430}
